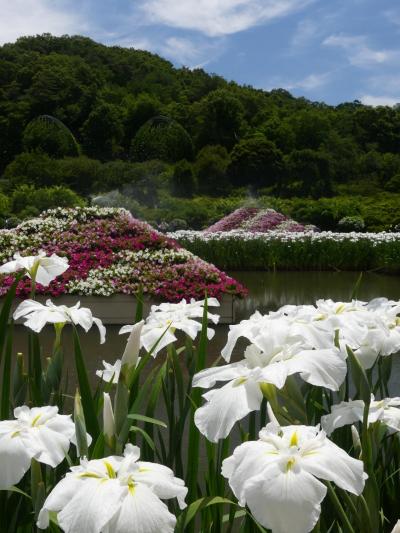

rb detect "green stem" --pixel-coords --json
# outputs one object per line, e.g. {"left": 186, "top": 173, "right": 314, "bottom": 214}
{"left": 326, "top": 482, "right": 356, "bottom": 533}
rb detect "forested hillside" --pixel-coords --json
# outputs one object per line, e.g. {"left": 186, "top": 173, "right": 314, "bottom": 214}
{"left": 0, "top": 33, "right": 399, "bottom": 230}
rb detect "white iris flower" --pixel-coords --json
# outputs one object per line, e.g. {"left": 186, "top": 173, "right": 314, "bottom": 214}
{"left": 321, "top": 395, "right": 400, "bottom": 435}
{"left": 0, "top": 251, "right": 68, "bottom": 286}
{"left": 120, "top": 298, "right": 220, "bottom": 356}
{"left": 37, "top": 444, "right": 187, "bottom": 533}
{"left": 96, "top": 360, "right": 122, "bottom": 384}
{"left": 194, "top": 319, "right": 346, "bottom": 442}
{"left": 13, "top": 299, "right": 106, "bottom": 344}
{"left": 222, "top": 422, "right": 367, "bottom": 533}
{"left": 0, "top": 406, "right": 88, "bottom": 490}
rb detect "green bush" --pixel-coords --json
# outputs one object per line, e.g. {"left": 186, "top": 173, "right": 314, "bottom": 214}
{"left": 11, "top": 185, "right": 85, "bottom": 216}
{"left": 3, "top": 153, "right": 101, "bottom": 195}
{"left": 337, "top": 215, "right": 365, "bottom": 232}
{"left": 22, "top": 116, "right": 79, "bottom": 158}
{"left": 3, "top": 152, "right": 61, "bottom": 189}
{"left": 0, "top": 192, "right": 10, "bottom": 217}
{"left": 385, "top": 173, "right": 400, "bottom": 193}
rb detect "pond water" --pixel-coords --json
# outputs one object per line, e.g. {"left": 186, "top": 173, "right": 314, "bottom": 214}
{"left": 11, "top": 270, "right": 400, "bottom": 395}
{"left": 230, "top": 270, "right": 400, "bottom": 321}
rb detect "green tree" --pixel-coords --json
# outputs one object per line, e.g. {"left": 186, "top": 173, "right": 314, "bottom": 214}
{"left": 124, "top": 93, "right": 162, "bottom": 143}
{"left": 171, "top": 160, "right": 197, "bottom": 198}
{"left": 289, "top": 109, "right": 332, "bottom": 150}
{"left": 81, "top": 102, "right": 124, "bottom": 160}
{"left": 285, "top": 149, "right": 334, "bottom": 197}
{"left": 194, "top": 145, "right": 231, "bottom": 196}
{"left": 228, "top": 135, "right": 283, "bottom": 189}
{"left": 131, "top": 116, "right": 193, "bottom": 163}
{"left": 195, "top": 89, "right": 245, "bottom": 149}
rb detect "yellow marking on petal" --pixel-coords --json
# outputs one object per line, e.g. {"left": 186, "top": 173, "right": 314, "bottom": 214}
{"left": 139, "top": 467, "right": 150, "bottom": 472}
{"left": 303, "top": 450, "right": 318, "bottom": 457}
{"left": 79, "top": 472, "right": 103, "bottom": 479}
{"left": 104, "top": 461, "right": 117, "bottom": 478}
{"left": 11, "top": 431, "right": 20, "bottom": 438}
{"left": 128, "top": 480, "right": 136, "bottom": 495}
{"left": 335, "top": 304, "right": 346, "bottom": 314}
{"left": 290, "top": 431, "right": 298, "bottom": 447}
{"left": 286, "top": 458, "right": 296, "bottom": 472}
{"left": 233, "top": 377, "right": 247, "bottom": 387}
{"left": 31, "top": 414, "right": 42, "bottom": 427}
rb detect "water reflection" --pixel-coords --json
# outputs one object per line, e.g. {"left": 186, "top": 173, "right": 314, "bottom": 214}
{"left": 230, "top": 271, "right": 400, "bottom": 321}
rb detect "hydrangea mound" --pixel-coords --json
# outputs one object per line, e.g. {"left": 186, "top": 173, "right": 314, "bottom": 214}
{"left": 0, "top": 207, "right": 246, "bottom": 301}
{"left": 205, "top": 207, "right": 307, "bottom": 233}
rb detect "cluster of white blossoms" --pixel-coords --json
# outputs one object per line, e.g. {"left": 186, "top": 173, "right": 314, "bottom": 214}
{"left": 66, "top": 248, "right": 196, "bottom": 296}
{"left": 67, "top": 276, "right": 117, "bottom": 296}
{"left": 120, "top": 248, "right": 194, "bottom": 264}
{"left": 41, "top": 206, "right": 132, "bottom": 224}
{"left": 168, "top": 229, "right": 400, "bottom": 244}
{"left": 193, "top": 297, "right": 400, "bottom": 442}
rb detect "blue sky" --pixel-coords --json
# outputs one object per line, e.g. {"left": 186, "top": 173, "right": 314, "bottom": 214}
{"left": 2, "top": 0, "right": 400, "bottom": 105}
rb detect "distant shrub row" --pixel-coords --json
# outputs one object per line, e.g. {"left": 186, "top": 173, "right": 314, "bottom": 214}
{"left": 168, "top": 230, "right": 400, "bottom": 273}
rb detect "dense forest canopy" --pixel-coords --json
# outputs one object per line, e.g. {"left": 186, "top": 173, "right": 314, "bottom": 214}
{"left": 0, "top": 33, "right": 399, "bottom": 231}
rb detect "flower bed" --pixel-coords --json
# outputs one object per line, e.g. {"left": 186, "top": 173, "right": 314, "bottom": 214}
{"left": 0, "top": 207, "right": 246, "bottom": 301}
{"left": 205, "top": 207, "right": 307, "bottom": 233}
{"left": 167, "top": 229, "right": 400, "bottom": 272}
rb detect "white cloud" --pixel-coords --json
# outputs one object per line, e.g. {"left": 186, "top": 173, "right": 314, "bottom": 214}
{"left": 0, "top": 0, "right": 86, "bottom": 45}
{"left": 291, "top": 19, "right": 319, "bottom": 48}
{"left": 288, "top": 72, "right": 331, "bottom": 90}
{"left": 384, "top": 9, "right": 400, "bottom": 27}
{"left": 138, "top": 0, "right": 315, "bottom": 37}
{"left": 323, "top": 34, "right": 399, "bottom": 67}
{"left": 161, "top": 36, "right": 215, "bottom": 66}
{"left": 360, "top": 95, "right": 400, "bottom": 107}
{"left": 264, "top": 72, "right": 331, "bottom": 93}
